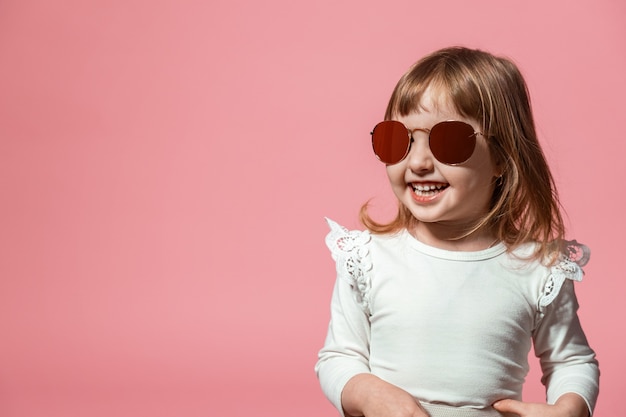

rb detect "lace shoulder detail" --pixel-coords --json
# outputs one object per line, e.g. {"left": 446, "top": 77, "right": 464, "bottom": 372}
{"left": 539, "top": 240, "right": 590, "bottom": 308}
{"left": 325, "top": 218, "right": 373, "bottom": 314}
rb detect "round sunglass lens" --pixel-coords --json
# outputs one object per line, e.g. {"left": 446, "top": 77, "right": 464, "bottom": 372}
{"left": 372, "top": 121, "right": 410, "bottom": 164}
{"left": 429, "top": 121, "right": 476, "bottom": 165}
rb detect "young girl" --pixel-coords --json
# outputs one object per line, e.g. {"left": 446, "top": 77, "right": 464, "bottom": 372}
{"left": 315, "top": 47, "right": 599, "bottom": 417}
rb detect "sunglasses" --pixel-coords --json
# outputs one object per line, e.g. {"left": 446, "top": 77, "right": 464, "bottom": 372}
{"left": 371, "top": 120, "right": 484, "bottom": 165}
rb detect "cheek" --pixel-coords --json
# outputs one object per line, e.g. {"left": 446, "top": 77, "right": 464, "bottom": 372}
{"left": 465, "top": 145, "right": 499, "bottom": 180}
{"left": 444, "top": 166, "right": 494, "bottom": 191}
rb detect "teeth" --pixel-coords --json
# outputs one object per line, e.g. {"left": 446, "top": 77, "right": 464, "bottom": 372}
{"left": 413, "top": 184, "right": 444, "bottom": 191}
{"left": 411, "top": 183, "right": 446, "bottom": 195}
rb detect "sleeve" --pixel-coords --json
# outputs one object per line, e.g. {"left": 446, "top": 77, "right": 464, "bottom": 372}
{"left": 532, "top": 242, "right": 600, "bottom": 414}
{"left": 315, "top": 219, "right": 373, "bottom": 416}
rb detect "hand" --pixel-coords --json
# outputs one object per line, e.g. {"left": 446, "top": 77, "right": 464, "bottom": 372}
{"left": 493, "top": 393, "right": 589, "bottom": 417}
{"left": 341, "top": 374, "right": 428, "bottom": 417}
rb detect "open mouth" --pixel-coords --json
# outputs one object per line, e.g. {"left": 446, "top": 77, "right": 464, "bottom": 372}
{"left": 410, "top": 182, "right": 449, "bottom": 197}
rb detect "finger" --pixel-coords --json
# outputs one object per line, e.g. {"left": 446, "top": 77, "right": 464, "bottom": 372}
{"left": 493, "top": 399, "right": 527, "bottom": 415}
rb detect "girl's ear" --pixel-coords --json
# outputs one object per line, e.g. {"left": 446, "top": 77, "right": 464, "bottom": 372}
{"left": 493, "top": 166, "right": 504, "bottom": 179}
{"left": 491, "top": 150, "right": 505, "bottom": 179}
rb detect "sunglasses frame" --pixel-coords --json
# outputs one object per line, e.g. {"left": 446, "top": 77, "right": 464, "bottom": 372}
{"left": 371, "top": 120, "right": 485, "bottom": 166}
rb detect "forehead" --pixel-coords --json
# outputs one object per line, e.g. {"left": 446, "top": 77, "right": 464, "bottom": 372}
{"left": 412, "top": 85, "right": 459, "bottom": 117}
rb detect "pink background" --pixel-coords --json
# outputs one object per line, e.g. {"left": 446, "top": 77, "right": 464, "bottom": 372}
{"left": 0, "top": 0, "right": 623, "bottom": 416}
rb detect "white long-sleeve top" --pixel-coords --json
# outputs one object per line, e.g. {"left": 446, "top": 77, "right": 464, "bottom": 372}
{"left": 316, "top": 219, "right": 599, "bottom": 416}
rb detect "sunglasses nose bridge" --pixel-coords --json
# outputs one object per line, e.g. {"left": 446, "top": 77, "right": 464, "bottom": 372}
{"left": 408, "top": 128, "right": 433, "bottom": 151}
{"left": 405, "top": 128, "right": 435, "bottom": 168}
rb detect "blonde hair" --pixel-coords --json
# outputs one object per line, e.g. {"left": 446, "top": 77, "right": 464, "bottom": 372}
{"left": 360, "top": 46, "right": 565, "bottom": 262}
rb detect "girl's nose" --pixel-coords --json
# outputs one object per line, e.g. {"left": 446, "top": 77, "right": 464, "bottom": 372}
{"left": 406, "top": 134, "right": 434, "bottom": 173}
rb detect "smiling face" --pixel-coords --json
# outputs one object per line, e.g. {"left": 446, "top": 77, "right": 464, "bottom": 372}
{"left": 386, "top": 87, "right": 500, "bottom": 248}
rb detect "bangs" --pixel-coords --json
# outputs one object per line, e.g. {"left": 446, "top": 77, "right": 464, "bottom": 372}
{"left": 384, "top": 59, "right": 485, "bottom": 125}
